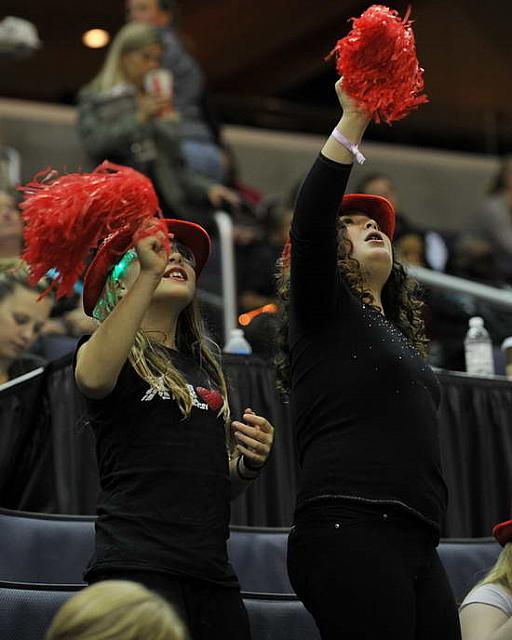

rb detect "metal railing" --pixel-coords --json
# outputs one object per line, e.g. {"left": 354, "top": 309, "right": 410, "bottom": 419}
{"left": 213, "top": 211, "right": 238, "bottom": 346}
{"left": 407, "top": 265, "right": 512, "bottom": 311}
{"left": 202, "top": 226, "right": 512, "bottom": 351}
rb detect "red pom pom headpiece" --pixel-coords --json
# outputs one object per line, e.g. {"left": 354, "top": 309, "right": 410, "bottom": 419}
{"left": 329, "top": 5, "right": 428, "bottom": 124}
{"left": 19, "top": 161, "right": 169, "bottom": 299}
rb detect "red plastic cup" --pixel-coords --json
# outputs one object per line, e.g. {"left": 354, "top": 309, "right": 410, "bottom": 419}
{"left": 144, "top": 68, "right": 174, "bottom": 115}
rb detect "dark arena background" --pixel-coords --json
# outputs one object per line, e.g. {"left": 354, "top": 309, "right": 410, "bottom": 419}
{"left": 0, "top": 2, "right": 512, "bottom": 638}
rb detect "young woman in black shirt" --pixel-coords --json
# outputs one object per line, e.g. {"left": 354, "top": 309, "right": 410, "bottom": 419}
{"left": 74, "top": 218, "right": 274, "bottom": 640}
{"left": 277, "top": 80, "right": 460, "bottom": 639}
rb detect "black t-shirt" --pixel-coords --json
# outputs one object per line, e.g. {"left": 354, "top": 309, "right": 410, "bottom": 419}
{"left": 289, "top": 154, "right": 448, "bottom": 532}
{"left": 75, "top": 337, "right": 237, "bottom": 587}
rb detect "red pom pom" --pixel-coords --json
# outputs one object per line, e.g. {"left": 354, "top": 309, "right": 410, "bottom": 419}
{"left": 329, "top": 5, "right": 428, "bottom": 124}
{"left": 19, "top": 161, "right": 166, "bottom": 299}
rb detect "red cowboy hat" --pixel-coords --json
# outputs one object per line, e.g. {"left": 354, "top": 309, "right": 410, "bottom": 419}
{"left": 83, "top": 219, "right": 211, "bottom": 317}
{"left": 493, "top": 519, "right": 512, "bottom": 546}
{"left": 340, "top": 193, "right": 396, "bottom": 240}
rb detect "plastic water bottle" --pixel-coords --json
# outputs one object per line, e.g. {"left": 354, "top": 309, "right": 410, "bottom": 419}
{"left": 224, "top": 328, "right": 252, "bottom": 355}
{"left": 464, "top": 316, "right": 494, "bottom": 376}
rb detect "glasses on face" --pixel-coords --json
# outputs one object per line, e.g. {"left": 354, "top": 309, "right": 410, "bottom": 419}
{"left": 169, "top": 240, "right": 196, "bottom": 269}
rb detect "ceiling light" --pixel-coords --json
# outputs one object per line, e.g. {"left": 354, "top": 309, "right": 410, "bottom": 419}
{"left": 82, "top": 29, "right": 110, "bottom": 49}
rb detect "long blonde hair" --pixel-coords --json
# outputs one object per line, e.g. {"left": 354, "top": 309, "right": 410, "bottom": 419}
{"left": 93, "top": 250, "right": 231, "bottom": 432}
{"left": 473, "top": 543, "right": 512, "bottom": 595}
{"left": 86, "top": 22, "right": 163, "bottom": 94}
{"left": 45, "top": 580, "right": 187, "bottom": 640}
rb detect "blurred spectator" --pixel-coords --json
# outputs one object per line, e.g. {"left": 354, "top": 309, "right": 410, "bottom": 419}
{"left": 0, "top": 269, "right": 52, "bottom": 384}
{"left": 222, "top": 143, "right": 263, "bottom": 209}
{"left": 459, "top": 522, "right": 512, "bottom": 640}
{"left": 0, "top": 16, "right": 40, "bottom": 60}
{"left": 427, "top": 234, "right": 512, "bottom": 372}
{"left": 126, "top": 0, "right": 226, "bottom": 183}
{"left": 77, "top": 22, "right": 238, "bottom": 226}
{"left": 473, "top": 156, "right": 512, "bottom": 281}
{"left": 0, "top": 145, "right": 21, "bottom": 191}
{"left": 236, "top": 186, "right": 296, "bottom": 360}
{"left": 0, "top": 189, "right": 23, "bottom": 269}
{"left": 45, "top": 580, "right": 187, "bottom": 640}
{"left": 357, "top": 173, "right": 449, "bottom": 271}
{"left": 236, "top": 193, "right": 293, "bottom": 313}
{"left": 0, "top": 190, "right": 95, "bottom": 340}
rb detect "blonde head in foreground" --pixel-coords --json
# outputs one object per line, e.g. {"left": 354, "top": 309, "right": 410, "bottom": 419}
{"left": 45, "top": 580, "right": 188, "bottom": 640}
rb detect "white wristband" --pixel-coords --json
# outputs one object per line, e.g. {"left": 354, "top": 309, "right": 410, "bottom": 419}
{"left": 331, "top": 128, "right": 366, "bottom": 165}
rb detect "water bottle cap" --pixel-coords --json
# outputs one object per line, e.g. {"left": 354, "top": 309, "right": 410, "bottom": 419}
{"left": 469, "top": 316, "right": 484, "bottom": 328}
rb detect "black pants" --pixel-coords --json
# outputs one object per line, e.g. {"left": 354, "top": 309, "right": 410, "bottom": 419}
{"left": 89, "top": 569, "right": 252, "bottom": 640}
{"left": 287, "top": 503, "right": 461, "bottom": 640}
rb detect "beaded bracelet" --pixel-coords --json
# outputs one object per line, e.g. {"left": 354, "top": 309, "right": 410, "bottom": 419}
{"left": 243, "top": 455, "right": 267, "bottom": 472}
{"left": 236, "top": 455, "right": 260, "bottom": 481}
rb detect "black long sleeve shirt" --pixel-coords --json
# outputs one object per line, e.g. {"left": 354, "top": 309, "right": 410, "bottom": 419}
{"left": 289, "top": 154, "right": 448, "bottom": 531}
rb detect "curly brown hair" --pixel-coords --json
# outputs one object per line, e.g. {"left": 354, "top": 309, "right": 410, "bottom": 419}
{"left": 275, "top": 218, "right": 429, "bottom": 393}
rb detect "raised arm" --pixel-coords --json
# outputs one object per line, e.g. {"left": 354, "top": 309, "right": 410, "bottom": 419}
{"left": 290, "top": 80, "right": 369, "bottom": 324}
{"left": 75, "top": 232, "right": 168, "bottom": 399}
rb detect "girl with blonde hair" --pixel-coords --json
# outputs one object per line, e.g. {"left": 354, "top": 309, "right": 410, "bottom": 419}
{"left": 0, "top": 267, "right": 52, "bottom": 384}
{"left": 20, "top": 165, "right": 274, "bottom": 640}
{"left": 45, "top": 580, "right": 187, "bottom": 640}
{"left": 460, "top": 520, "right": 512, "bottom": 639}
{"left": 78, "top": 22, "right": 238, "bottom": 224}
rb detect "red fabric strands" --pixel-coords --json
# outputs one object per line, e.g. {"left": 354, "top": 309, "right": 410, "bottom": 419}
{"left": 329, "top": 5, "right": 428, "bottom": 124}
{"left": 19, "top": 162, "right": 166, "bottom": 299}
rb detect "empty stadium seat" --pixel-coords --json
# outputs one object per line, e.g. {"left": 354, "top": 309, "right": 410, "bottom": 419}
{"left": 438, "top": 537, "right": 501, "bottom": 604}
{"left": 0, "top": 580, "right": 81, "bottom": 640}
{"left": 0, "top": 508, "right": 95, "bottom": 584}
{"left": 228, "top": 525, "right": 293, "bottom": 593}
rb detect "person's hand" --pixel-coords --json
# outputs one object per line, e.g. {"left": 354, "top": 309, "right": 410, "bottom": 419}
{"left": 232, "top": 408, "right": 274, "bottom": 469}
{"left": 137, "top": 94, "right": 173, "bottom": 123}
{"left": 335, "top": 77, "right": 370, "bottom": 123}
{"left": 135, "top": 229, "right": 169, "bottom": 278}
{"left": 207, "top": 184, "right": 241, "bottom": 211}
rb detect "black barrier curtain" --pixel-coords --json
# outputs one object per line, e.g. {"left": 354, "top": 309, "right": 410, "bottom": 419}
{"left": 438, "top": 371, "right": 512, "bottom": 536}
{"left": 45, "top": 360, "right": 100, "bottom": 515}
{"left": 225, "top": 356, "right": 297, "bottom": 526}
{"left": 1, "top": 354, "right": 512, "bottom": 536}
{"left": 0, "top": 370, "right": 52, "bottom": 511}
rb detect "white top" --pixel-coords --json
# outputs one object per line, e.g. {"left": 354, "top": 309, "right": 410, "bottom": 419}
{"left": 460, "top": 583, "right": 512, "bottom": 617}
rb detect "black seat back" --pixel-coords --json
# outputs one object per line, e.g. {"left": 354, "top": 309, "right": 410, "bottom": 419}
{"left": 438, "top": 538, "right": 501, "bottom": 603}
{"left": 0, "top": 508, "right": 95, "bottom": 583}
{"left": 228, "top": 526, "right": 293, "bottom": 593}
{"left": 0, "top": 581, "right": 80, "bottom": 640}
